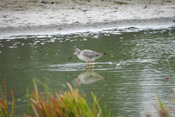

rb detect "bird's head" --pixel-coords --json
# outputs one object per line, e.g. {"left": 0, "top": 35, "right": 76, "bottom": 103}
{"left": 73, "top": 48, "right": 81, "bottom": 55}
{"left": 68, "top": 48, "right": 81, "bottom": 60}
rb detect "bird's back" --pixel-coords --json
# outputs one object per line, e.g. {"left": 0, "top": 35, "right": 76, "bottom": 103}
{"left": 82, "top": 49, "right": 105, "bottom": 59}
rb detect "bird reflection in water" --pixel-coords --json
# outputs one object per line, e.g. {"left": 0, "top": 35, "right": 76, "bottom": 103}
{"left": 75, "top": 71, "right": 105, "bottom": 85}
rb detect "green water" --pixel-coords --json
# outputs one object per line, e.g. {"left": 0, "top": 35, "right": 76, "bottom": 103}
{"left": 0, "top": 27, "right": 175, "bottom": 116}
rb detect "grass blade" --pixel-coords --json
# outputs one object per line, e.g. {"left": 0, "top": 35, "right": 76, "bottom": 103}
{"left": 156, "top": 93, "right": 164, "bottom": 110}
{"left": 10, "top": 89, "right": 16, "bottom": 117}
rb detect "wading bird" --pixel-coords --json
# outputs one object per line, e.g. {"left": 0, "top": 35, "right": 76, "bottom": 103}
{"left": 69, "top": 48, "right": 106, "bottom": 70}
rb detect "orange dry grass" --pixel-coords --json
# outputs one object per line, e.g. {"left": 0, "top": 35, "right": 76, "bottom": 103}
{"left": 0, "top": 80, "right": 16, "bottom": 117}
{"left": 0, "top": 79, "right": 111, "bottom": 117}
{"left": 29, "top": 80, "right": 105, "bottom": 117}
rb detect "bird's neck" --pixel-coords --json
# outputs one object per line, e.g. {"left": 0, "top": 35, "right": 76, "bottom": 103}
{"left": 76, "top": 50, "right": 81, "bottom": 55}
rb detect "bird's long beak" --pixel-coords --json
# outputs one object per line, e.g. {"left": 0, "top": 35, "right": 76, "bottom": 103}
{"left": 68, "top": 54, "right": 74, "bottom": 60}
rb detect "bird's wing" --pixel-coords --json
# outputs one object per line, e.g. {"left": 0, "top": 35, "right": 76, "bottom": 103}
{"left": 82, "top": 50, "right": 102, "bottom": 58}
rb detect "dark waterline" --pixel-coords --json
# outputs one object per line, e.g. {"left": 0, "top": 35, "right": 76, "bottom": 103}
{"left": 0, "top": 27, "right": 175, "bottom": 116}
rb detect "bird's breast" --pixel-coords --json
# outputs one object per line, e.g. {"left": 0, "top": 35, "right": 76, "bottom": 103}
{"left": 77, "top": 54, "right": 92, "bottom": 62}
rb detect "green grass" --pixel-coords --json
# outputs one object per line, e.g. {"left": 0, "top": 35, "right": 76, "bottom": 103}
{"left": 0, "top": 80, "right": 16, "bottom": 117}
{"left": 1, "top": 78, "right": 175, "bottom": 117}
{"left": 166, "top": 58, "right": 175, "bottom": 80}
{"left": 154, "top": 94, "right": 170, "bottom": 117}
{"left": 30, "top": 80, "right": 111, "bottom": 117}
{"left": 0, "top": 79, "right": 112, "bottom": 117}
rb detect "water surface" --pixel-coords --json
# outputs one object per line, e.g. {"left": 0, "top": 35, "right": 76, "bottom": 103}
{"left": 0, "top": 27, "right": 175, "bottom": 116}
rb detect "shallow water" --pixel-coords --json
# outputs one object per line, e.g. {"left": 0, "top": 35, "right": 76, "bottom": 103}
{"left": 0, "top": 27, "right": 175, "bottom": 116}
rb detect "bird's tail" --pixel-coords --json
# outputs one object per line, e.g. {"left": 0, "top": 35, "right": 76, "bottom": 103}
{"left": 103, "top": 53, "right": 107, "bottom": 55}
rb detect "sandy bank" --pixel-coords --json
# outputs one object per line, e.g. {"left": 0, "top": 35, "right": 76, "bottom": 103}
{"left": 0, "top": 0, "right": 175, "bottom": 37}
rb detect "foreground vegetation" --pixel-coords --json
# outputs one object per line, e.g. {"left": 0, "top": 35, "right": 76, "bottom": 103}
{"left": 0, "top": 79, "right": 111, "bottom": 117}
{"left": 0, "top": 78, "right": 175, "bottom": 117}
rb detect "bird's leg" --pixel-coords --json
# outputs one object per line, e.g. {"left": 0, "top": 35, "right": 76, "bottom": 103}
{"left": 87, "top": 61, "right": 89, "bottom": 67}
{"left": 87, "top": 61, "right": 89, "bottom": 71}
{"left": 92, "top": 62, "right": 95, "bottom": 70}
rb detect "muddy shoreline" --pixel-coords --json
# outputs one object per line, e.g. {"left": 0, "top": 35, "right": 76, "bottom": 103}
{"left": 1, "top": 17, "right": 175, "bottom": 36}
{"left": 1, "top": 0, "right": 175, "bottom": 37}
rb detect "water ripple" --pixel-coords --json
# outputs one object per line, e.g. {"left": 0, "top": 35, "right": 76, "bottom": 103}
{"left": 44, "top": 62, "right": 117, "bottom": 71}
{"left": 43, "top": 59, "right": 157, "bottom": 72}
